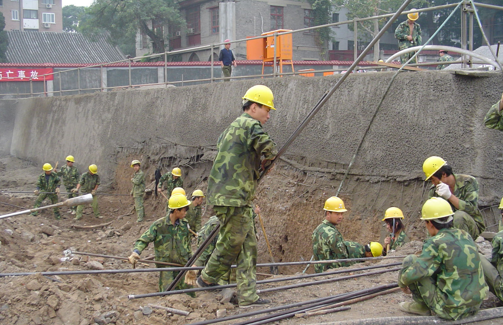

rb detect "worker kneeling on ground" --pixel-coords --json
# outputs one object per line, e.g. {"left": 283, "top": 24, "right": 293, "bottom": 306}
{"left": 31, "top": 163, "right": 61, "bottom": 219}
{"left": 129, "top": 194, "right": 193, "bottom": 292}
{"left": 398, "top": 197, "right": 488, "bottom": 319}
{"left": 345, "top": 241, "right": 383, "bottom": 259}
{"left": 423, "top": 156, "right": 485, "bottom": 240}
{"left": 382, "top": 207, "right": 410, "bottom": 255}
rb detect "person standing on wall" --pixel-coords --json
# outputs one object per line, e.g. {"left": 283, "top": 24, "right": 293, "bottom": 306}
{"left": 394, "top": 10, "right": 422, "bottom": 64}
{"left": 219, "top": 39, "right": 237, "bottom": 82}
{"left": 436, "top": 50, "right": 454, "bottom": 70}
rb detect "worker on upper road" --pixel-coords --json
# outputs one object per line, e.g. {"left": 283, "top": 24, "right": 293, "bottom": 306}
{"left": 436, "top": 50, "right": 454, "bottom": 70}
{"left": 484, "top": 92, "right": 503, "bottom": 131}
{"left": 394, "top": 9, "right": 422, "bottom": 64}
{"left": 398, "top": 197, "right": 488, "bottom": 319}
{"left": 382, "top": 207, "right": 410, "bottom": 255}
{"left": 423, "top": 156, "right": 485, "bottom": 240}
{"left": 219, "top": 39, "right": 237, "bottom": 81}
{"left": 196, "top": 85, "right": 277, "bottom": 308}
{"left": 158, "top": 167, "right": 183, "bottom": 211}
{"left": 73, "top": 164, "right": 101, "bottom": 220}
{"left": 54, "top": 155, "right": 79, "bottom": 215}
{"left": 130, "top": 160, "right": 145, "bottom": 222}
{"left": 31, "top": 163, "right": 61, "bottom": 219}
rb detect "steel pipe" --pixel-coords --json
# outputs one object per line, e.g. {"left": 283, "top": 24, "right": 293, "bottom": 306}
{"left": 0, "top": 194, "right": 93, "bottom": 219}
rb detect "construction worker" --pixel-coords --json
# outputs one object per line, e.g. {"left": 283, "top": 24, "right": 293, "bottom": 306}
{"left": 382, "top": 207, "right": 410, "bottom": 255}
{"left": 54, "top": 155, "right": 79, "bottom": 214}
{"left": 31, "top": 163, "right": 61, "bottom": 219}
{"left": 398, "top": 197, "right": 488, "bottom": 319}
{"left": 185, "top": 189, "right": 205, "bottom": 233}
{"left": 312, "top": 196, "right": 355, "bottom": 273}
{"left": 196, "top": 85, "right": 277, "bottom": 308}
{"left": 345, "top": 241, "right": 383, "bottom": 259}
{"left": 128, "top": 194, "right": 192, "bottom": 292}
{"left": 484, "top": 92, "right": 503, "bottom": 131}
{"left": 72, "top": 164, "right": 100, "bottom": 220}
{"left": 436, "top": 50, "right": 454, "bottom": 70}
{"left": 423, "top": 156, "right": 485, "bottom": 240}
{"left": 394, "top": 9, "right": 422, "bottom": 64}
{"left": 219, "top": 39, "right": 237, "bottom": 81}
{"left": 130, "top": 160, "right": 145, "bottom": 222}
{"left": 158, "top": 167, "right": 183, "bottom": 211}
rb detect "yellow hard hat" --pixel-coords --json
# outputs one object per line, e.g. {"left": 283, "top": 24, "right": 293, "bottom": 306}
{"left": 131, "top": 160, "right": 141, "bottom": 167}
{"left": 171, "top": 187, "right": 186, "bottom": 196}
{"left": 499, "top": 197, "right": 503, "bottom": 209}
{"left": 192, "top": 189, "right": 205, "bottom": 197}
{"left": 422, "top": 156, "right": 447, "bottom": 181}
{"left": 43, "top": 163, "right": 53, "bottom": 171}
{"left": 407, "top": 10, "right": 419, "bottom": 21}
{"left": 172, "top": 167, "right": 182, "bottom": 177}
{"left": 421, "top": 197, "right": 454, "bottom": 220}
{"left": 168, "top": 193, "right": 191, "bottom": 209}
{"left": 369, "top": 242, "right": 383, "bottom": 257}
{"left": 242, "top": 85, "right": 276, "bottom": 110}
{"left": 66, "top": 155, "right": 75, "bottom": 163}
{"left": 382, "top": 207, "right": 405, "bottom": 221}
{"left": 89, "top": 164, "right": 98, "bottom": 174}
{"left": 323, "top": 196, "right": 347, "bottom": 212}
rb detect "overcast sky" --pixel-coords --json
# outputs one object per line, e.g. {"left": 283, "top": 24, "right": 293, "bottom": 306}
{"left": 62, "top": 0, "right": 94, "bottom": 7}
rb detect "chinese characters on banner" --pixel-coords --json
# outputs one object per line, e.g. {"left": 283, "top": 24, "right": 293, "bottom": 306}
{"left": 0, "top": 68, "right": 54, "bottom": 81}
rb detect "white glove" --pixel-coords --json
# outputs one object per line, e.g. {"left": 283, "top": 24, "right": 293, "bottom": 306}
{"left": 185, "top": 268, "right": 198, "bottom": 286}
{"left": 55, "top": 188, "right": 60, "bottom": 194}
{"left": 34, "top": 190, "right": 39, "bottom": 195}
{"left": 435, "top": 182, "right": 452, "bottom": 200}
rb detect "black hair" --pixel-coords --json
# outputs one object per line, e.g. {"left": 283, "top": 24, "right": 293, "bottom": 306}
{"left": 364, "top": 244, "right": 371, "bottom": 253}
{"left": 172, "top": 206, "right": 189, "bottom": 212}
{"left": 432, "top": 164, "right": 453, "bottom": 180}
{"left": 429, "top": 217, "right": 453, "bottom": 230}
{"left": 385, "top": 218, "right": 404, "bottom": 233}
{"left": 243, "top": 101, "right": 262, "bottom": 111}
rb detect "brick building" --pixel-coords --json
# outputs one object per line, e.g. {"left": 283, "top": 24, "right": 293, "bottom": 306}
{"left": 0, "top": 0, "right": 63, "bottom": 32}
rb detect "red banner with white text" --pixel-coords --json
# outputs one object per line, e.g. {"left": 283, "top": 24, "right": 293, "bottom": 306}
{"left": 0, "top": 68, "right": 54, "bottom": 81}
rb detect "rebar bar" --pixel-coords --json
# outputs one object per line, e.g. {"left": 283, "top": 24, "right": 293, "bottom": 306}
{"left": 71, "top": 251, "right": 183, "bottom": 267}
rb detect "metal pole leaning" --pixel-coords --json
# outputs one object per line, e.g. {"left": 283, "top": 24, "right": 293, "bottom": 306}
{"left": 71, "top": 251, "right": 183, "bottom": 267}
{"left": 0, "top": 194, "right": 93, "bottom": 219}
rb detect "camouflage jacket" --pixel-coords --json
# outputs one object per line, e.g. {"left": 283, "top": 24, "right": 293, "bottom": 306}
{"left": 428, "top": 174, "right": 485, "bottom": 233}
{"left": 194, "top": 216, "right": 220, "bottom": 267}
{"left": 436, "top": 54, "right": 454, "bottom": 70}
{"left": 484, "top": 100, "right": 503, "bottom": 131}
{"left": 131, "top": 170, "right": 145, "bottom": 197}
{"left": 312, "top": 219, "right": 352, "bottom": 273}
{"left": 36, "top": 173, "right": 60, "bottom": 192}
{"left": 79, "top": 172, "right": 100, "bottom": 193}
{"left": 186, "top": 204, "right": 202, "bottom": 233}
{"left": 56, "top": 165, "right": 79, "bottom": 188}
{"left": 399, "top": 228, "right": 488, "bottom": 320}
{"left": 207, "top": 113, "right": 278, "bottom": 207}
{"left": 158, "top": 172, "right": 183, "bottom": 199}
{"left": 389, "top": 230, "right": 410, "bottom": 250}
{"left": 345, "top": 241, "right": 365, "bottom": 259}
{"left": 394, "top": 20, "right": 422, "bottom": 50}
{"left": 491, "top": 231, "right": 503, "bottom": 275}
{"left": 133, "top": 216, "right": 192, "bottom": 265}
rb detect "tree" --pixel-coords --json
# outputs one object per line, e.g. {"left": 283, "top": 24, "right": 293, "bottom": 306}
{"left": 307, "top": 0, "right": 334, "bottom": 59}
{"left": 62, "top": 5, "right": 88, "bottom": 32}
{"left": 0, "top": 12, "right": 8, "bottom": 63}
{"left": 80, "top": 0, "right": 185, "bottom": 55}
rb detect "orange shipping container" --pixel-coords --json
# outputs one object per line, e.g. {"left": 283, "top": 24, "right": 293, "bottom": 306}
{"left": 246, "top": 37, "right": 266, "bottom": 60}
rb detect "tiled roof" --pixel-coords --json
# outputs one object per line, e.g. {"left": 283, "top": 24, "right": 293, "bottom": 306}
{"left": 6, "top": 31, "right": 125, "bottom": 64}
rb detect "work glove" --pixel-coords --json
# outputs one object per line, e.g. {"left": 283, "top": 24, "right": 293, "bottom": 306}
{"left": 55, "top": 188, "right": 60, "bottom": 194}
{"left": 34, "top": 190, "right": 39, "bottom": 195}
{"left": 91, "top": 190, "right": 96, "bottom": 196}
{"left": 157, "top": 187, "right": 163, "bottom": 192}
{"left": 435, "top": 182, "right": 452, "bottom": 200}
{"left": 256, "top": 232, "right": 260, "bottom": 241}
{"left": 128, "top": 252, "right": 140, "bottom": 267}
{"left": 71, "top": 188, "right": 78, "bottom": 193}
{"left": 184, "top": 268, "right": 198, "bottom": 286}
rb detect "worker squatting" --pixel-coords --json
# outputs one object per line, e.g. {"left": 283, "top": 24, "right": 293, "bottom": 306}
{"left": 31, "top": 87, "right": 503, "bottom": 318}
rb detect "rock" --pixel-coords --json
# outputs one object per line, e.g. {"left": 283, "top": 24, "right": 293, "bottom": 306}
{"left": 0, "top": 304, "right": 8, "bottom": 311}
{"left": 120, "top": 222, "right": 132, "bottom": 232}
{"left": 40, "top": 226, "right": 54, "bottom": 236}
{"left": 106, "top": 230, "right": 115, "bottom": 237}
{"left": 94, "top": 257, "right": 106, "bottom": 264}
{"left": 27, "top": 292, "right": 40, "bottom": 305}
{"left": 133, "top": 311, "right": 143, "bottom": 320}
{"left": 220, "top": 288, "right": 235, "bottom": 303}
{"left": 58, "top": 284, "right": 72, "bottom": 292}
{"left": 21, "top": 230, "right": 35, "bottom": 242}
{"left": 205, "top": 303, "right": 218, "bottom": 313}
{"left": 187, "top": 312, "right": 201, "bottom": 320}
{"left": 94, "top": 311, "right": 118, "bottom": 325}
{"left": 85, "top": 261, "right": 104, "bottom": 270}
{"left": 216, "top": 309, "right": 227, "bottom": 318}
{"left": 50, "top": 257, "right": 62, "bottom": 265}
{"left": 57, "top": 300, "right": 82, "bottom": 325}
{"left": 142, "top": 306, "right": 153, "bottom": 315}
{"left": 4, "top": 229, "right": 13, "bottom": 236}
{"left": 93, "top": 293, "right": 103, "bottom": 301}
{"left": 71, "top": 258, "right": 80, "bottom": 265}
{"left": 25, "top": 279, "right": 42, "bottom": 291}
{"left": 31, "top": 312, "right": 43, "bottom": 325}
{"left": 47, "top": 295, "right": 59, "bottom": 309}
{"left": 475, "top": 236, "right": 485, "bottom": 243}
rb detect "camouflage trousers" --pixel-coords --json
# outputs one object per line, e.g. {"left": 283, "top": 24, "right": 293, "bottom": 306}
{"left": 65, "top": 185, "right": 78, "bottom": 211}
{"left": 158, "top": 266, "right": 194, "bottom": 297}
{"left": 479, "top": 255, "right": 503, "bottom": 301}
{"left": 404, "top": 255, "right": 480, "bottom": 320}
{"left": 398, "top": 44, "right": 418, "bottom": 64}
{"left": 32, "top": 193, "right": 60, "bottom": 219}
{"left": 76, "top": 194, "right": 99, "bottom": 220}
{"left": 134, "top": 196, "right": 144, "bottom": 221}
{"left": 453, "top": 210, "right": 480, "bottom": 241}
{"left": 222, "top": 66, "right": 232, "bottom": 81}
{"left": 201, "top": 205, "right": 259, "bottom": 305}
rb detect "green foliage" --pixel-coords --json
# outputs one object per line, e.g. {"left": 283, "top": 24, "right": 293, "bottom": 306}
{"left": 0, "top": 12, "right": 8, "bottom": 63}
{"left": 307, "top": 0, "right": 333, "bottom": 57}
{"left": 62, "top": 5, "right": 88, "bottom": 32}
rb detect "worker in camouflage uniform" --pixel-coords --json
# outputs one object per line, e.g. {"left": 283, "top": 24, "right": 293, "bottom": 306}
{"left": 394, "top": 10, "right": 422, "bottom": 64}
{"left": 436, "top": 50, "right": 454, "bottom": 70}
{"left": 130, "top": 160, "right": 145, "bottom": 222}
{"left": 423, "top": 156, "right": 485, "bottom": 240}
{"left": 158, "top": 167, "right": 183, "bottom": 211}
{"left": 196, "top": 85, "right": 277, "bottom": 308}
{"left": 345, "top": 241, "right": 383, "bottom": 259}
{"left": 312, "top": 196, "right": 354, "bottom": 273}
{"left": 398, "top": 197, "right": 488, "bottom": 319}
{"left": 484, "top": 92, "right": 503, "bottom": 132}
{"left": 185, "top": 189, "right": 205, "bottom": 233}
{"left": 72, "top": 164, "right": 100, "bottom": 220}
{"left": 382, "top": 207, "right": 410, "bottom": 255}
{"left": 31, "top": 163, "right": 61, "bottom": 219}
{"left": 128, "top": 194, "right": 192, "bottom": 292}
{"left": 54, "top": 155, "right": 79, "bottom": 214}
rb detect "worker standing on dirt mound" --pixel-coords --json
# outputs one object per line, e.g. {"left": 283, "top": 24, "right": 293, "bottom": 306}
{"left": 195, "top": 85, "right": 277, "bottom": 308}
{"left": 128, "top": 194, "right": 193, "bottom": 292}
{"left": 31, "top": 163, "right": 61, "bottom": 219}
{"left": 312, "top": 196, "right": 357, "bottom": 273}
{"left": 484, "top": 92, "right": 503, "bottom": 131}
{"left": 130, "top": 160, "right": 145, "bottom": 223}
{"left": 72, "top": 164, "right": 101, "bottom": 220}
{"left": 398, "top": 197, "right": 488, "bottom": 319}
{"left": 345, "top": 241, "right": 383, "bottom": 259}
{"left": 54, "top": 155, "right": 79, "bottom": 215}
{"left": 382, "top": 207, "right": 410, "bottom": 255}
{"left": 423, "top": 156, "right": 485, "bottom": 240}
{"left": 185, "top": 189, "right": 205, "bottom": 233}
{"left": 158, "top": 167, "right": 183, "bottom": 211}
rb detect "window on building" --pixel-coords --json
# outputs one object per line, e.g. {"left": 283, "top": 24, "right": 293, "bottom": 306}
{"left": 348, "top": 40, "right": 354, "bottom": 51}
{"left": 332, "top": 13, "right": 339, "bottom": 23}
{"left": 186, "top": 5, "right": 200, "bottom": 34}
{"left": 42, "top": 12, "right": 55, "bottom": 23}
{"left": 23, "top": 10, "right": 38, "bottom": 19}
{"left": 210, "top": 7, "right": 219, "bottom": 34}
{"left": 332, "top": 41, "right": 339, "bottom": 51}
{"left": 304, "top": 9, "right": 314, "bottom": 28}
{"left": 12, "top": 10, "right": 19, "bottom": 21}
{"left": 270, "top": 6, "right": 283, "bottom": 30}
{"left": 0, "top": 0, "right": 3, "bottom": 6}
{"left": 42, "top": 0, "right": 55, "bottom": 4}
